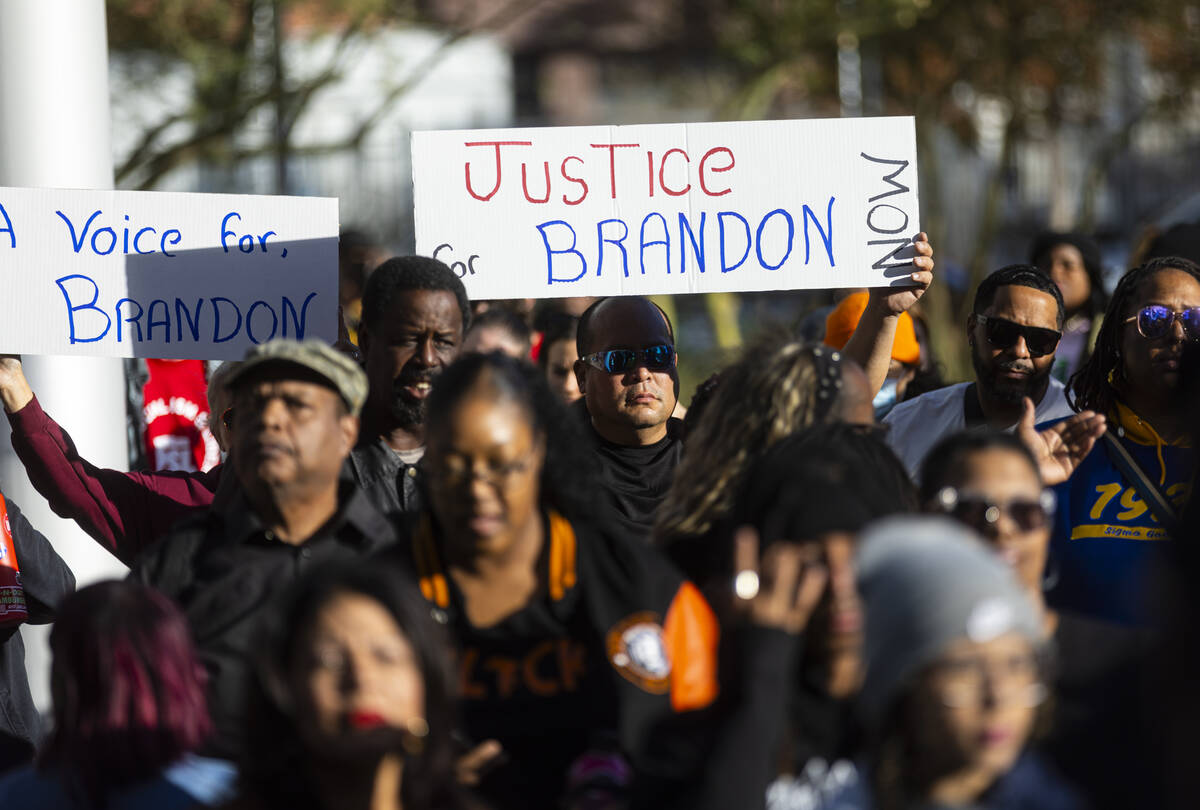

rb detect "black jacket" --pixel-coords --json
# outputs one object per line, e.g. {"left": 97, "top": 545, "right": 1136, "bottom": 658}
{"left": 0, "top": 496, "right": 75, "bottom": 773}
{"left": 348, "top": 438, "right": 423, "bottom": 519}
{"left": 397, "top": 510, "right": 719, "bottom": 810}
{"left": 128, "top": 481, "right": 401, "bottom": 760}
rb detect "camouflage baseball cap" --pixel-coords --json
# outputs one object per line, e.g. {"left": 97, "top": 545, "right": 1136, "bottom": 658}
{"left": 228, "top": 339, "right": 368, "bottom": 417}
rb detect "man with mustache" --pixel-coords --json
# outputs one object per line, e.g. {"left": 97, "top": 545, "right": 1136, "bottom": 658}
{"left": 883, "top": 265, "right": 1075, "bottom": 481}
{"left": 130, "top": 338, "right": 399, "bottom": 758}
{"left": 573, "top": 296, "right": 682, "bottom": 540}
{"left": 350, "top": 255, "right": 469, "bottom": 517}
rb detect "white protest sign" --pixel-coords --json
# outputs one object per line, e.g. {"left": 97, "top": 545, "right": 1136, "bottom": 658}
{"left": 0, "top": 187, "right": 338, "bottom": 360}
{"left": 412, "top": 116, "right": 920, "bottom": 300}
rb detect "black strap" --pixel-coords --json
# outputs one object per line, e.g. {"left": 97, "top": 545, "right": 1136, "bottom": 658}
{"left": 962, "top": 383, "right": 987, "bottom": 428}
{"left": 1103, "top": 432, "right": 1180, "bottom": 538}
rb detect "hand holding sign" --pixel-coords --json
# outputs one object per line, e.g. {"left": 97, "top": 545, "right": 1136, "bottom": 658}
{"left": 0, "top": 355, "right": 31, "bottom": 414}
{"left": 869, "top": 231, "right": 934, "bottom": 317}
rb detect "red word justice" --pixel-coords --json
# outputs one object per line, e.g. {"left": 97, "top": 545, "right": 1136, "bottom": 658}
{"left": 463, "top": 141, "right": 736, "bottom": 205}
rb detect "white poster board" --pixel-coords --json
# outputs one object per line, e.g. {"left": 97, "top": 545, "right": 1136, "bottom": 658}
{"left": 0, "top": 187, "right": 338, "bottom": 359}
{"left": 413, "top": 116, "right": 920, "bottom": 300}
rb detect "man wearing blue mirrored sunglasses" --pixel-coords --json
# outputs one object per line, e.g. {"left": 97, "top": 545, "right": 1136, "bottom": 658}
{"left": 573, "top": 296, "right": 682, "bottom": 541}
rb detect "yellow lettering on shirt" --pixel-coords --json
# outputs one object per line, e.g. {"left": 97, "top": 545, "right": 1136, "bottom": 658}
{"left": 1089, "top": 483, "right": 1123, "bottom": 520}
{"left": 1070, "top": 524, "right": 1169, "bottom": 541}
{"left": 1116, "top": 488, "right": 1148, "bottom": 522}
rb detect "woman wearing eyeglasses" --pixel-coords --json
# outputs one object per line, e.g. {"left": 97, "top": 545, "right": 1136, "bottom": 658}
{"left": 920, "top": 431, "right": 1155, "bottom": 810}
{"left": 824, "top": 516, "right": 1085, "bottom": 810}
{"left": 1046, "top": 255, "right": 1200, "bottom": 625}
{"left": 395, "top": 352, "right": 719, "bottom": 810}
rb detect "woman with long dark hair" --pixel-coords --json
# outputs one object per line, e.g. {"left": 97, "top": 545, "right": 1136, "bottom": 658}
{"left": 1030, "top": 231, "right": 1108, "bottom": 383}
{"left": 1051, "top": 256, "right": 1200, "bottom": 623}
{"left": 231, "top": 562, "right": 471, "bottom": 810}
{"left": 403, "top": 352, "right": 719, "bottom": 810}
{"left": 0, "top": 580, "right": 227, "bottom": 809}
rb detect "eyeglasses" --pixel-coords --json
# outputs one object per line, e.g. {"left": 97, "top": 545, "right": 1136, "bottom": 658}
{"left": 431, "top": 456, "right": 533, "bottom": 488}
{"left": 933, "top": 487, "right": 1056, "bottom": 533}
{"left": 1124, "top": 305, "right": 1200, "bottom": 341}
{"left": 975, "top": 316, "right": 1061, "bottom": 358}
{"left": 931, "top": 652, "right": 1046, "bottom": 708}
{"left": 581, "top": 344, "right": 675, "bottom": 374}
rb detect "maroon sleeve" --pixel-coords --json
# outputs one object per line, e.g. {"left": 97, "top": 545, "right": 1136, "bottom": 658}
{"left": 7, "top": 396, "right": 220, "bottom": 564}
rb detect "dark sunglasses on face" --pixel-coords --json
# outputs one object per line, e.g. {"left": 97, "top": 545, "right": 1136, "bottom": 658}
{"left": 933, "top": 486, "right": 1056, "bottom": 533}
{"left": 581, "top": 344, "right": 676, "bottom": 374}
{"left": 975, "top": 315, "right": 1061, "bottom": 358}
{"left": 1124, "top": 305, "right": 1200, "bottom": 341}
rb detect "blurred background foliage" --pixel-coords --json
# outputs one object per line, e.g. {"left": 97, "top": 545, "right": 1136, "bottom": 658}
{"left": 105, "top": 0, "right": 1200, "bottom": 391}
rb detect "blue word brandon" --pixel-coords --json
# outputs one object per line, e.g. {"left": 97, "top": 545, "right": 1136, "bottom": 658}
{"left": 55, "top": 275, "right": 317, "bottom": 346}
{"left": 535, "top": 201, "right": 835, "bottom": 284}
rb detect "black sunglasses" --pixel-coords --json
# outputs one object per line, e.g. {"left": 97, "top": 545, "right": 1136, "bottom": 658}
{"left": 975, "top": 315, "right": 1061, "bottom": 358}
{"left": 933, "top": 487, "right": 1056, "bottom": 533}
{"left": 581, "top": 344, "right": 676, "bottom": 374}
{"left": 1125, "top": 305, "right": 1200, "bottom": 341}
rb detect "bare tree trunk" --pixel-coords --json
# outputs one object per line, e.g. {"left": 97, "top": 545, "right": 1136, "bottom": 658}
{"left": 271, "top": 0, "right": 289, "bottom": 195}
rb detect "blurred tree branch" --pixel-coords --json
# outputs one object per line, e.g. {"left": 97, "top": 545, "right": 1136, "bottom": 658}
{"left": 108, "top": 0, "right": 548, "bottom": 190}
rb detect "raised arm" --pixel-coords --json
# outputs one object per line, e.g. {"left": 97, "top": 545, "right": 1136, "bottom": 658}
{"left": 0, "top": 355, "right": 221, "bottom": 564}
{"left": 841, "top": 233, "right": 934, "bottom": 397}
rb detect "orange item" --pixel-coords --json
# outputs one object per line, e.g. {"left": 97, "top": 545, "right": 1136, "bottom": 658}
{"left": 823, "top": 291, "right": 921, "bottom": 365}
{"left": 663, "top": 581, "right": 720, "bottom": 712}
{"left": 0, "top": 494, "right": 28, "bottom": 627}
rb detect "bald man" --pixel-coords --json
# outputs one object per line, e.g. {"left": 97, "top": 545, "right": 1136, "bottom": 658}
{"left": 573, "top": 296, "right": 683, "bottom": 539}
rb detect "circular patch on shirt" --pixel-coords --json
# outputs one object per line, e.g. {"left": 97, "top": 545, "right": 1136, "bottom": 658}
{"left": 606, "top": 612, "right": 670, "bottom": 693}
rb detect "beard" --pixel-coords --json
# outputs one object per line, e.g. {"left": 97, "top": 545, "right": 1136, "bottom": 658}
{"left": 971, "top": 344, "right": 1049, "bottom": 405}
{"left": 387, "top": 368, "right": 437, "bottom": 428}
{"left": 389, "top": 393, "right": 425, "bottom": 428}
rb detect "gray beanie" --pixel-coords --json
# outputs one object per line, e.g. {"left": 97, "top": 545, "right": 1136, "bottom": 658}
{"left": 855, "top": 515, "right": 1042, "bottom": 731}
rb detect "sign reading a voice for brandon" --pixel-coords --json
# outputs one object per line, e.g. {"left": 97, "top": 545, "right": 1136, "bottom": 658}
{"left": 0, "top": 187, "right": 338, "bottom": 360}
{"left": 412, "top": 116, "right": 919, "bottom": 299}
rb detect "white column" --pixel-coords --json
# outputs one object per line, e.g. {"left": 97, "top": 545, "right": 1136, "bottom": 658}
{"left": 0, "top": 2, "right": 130, "bottom": 713}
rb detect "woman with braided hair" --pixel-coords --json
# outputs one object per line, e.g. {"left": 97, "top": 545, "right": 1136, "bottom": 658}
{"left": 1048, "top": 255, "right": 1200, "bottom": 624}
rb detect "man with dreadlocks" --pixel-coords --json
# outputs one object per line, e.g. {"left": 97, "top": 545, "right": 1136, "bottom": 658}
{"left": 1048, "top": 255, "right": 1200, "bottom": 624}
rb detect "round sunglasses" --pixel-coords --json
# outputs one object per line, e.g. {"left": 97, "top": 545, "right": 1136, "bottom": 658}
{"left": 1124, "top": 305, "right": 1200, "bottom": 341}
{"left": 581, "top": 344, "right": 676, "bottom": 374}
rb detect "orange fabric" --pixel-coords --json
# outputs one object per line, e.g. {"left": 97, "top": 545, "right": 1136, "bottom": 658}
{"left": 548, "top": 511, "right": 578, "bottom": 596}
{"left": 823, "top": 290, "right": 921, "bottom": 365}
{"left": 663, "top": 581, "right": 720, "bottom": 711}
{"left": 549, "top": 516, "right": 565, "bottom": 601}
{"left": 414, "top": 518, "right": 450, "bottom": 608}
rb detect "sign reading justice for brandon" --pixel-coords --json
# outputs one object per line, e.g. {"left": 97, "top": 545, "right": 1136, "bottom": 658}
{"left": 0, "top": 187, "right": 338, "bottom": 360}
{"left": 412, "top": 116, "right": 920, "bottom": 300}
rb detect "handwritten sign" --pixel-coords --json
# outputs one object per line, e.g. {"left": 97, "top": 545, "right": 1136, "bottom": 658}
{"left": 412, "top": 117, "right": 920, "bottom": 300}
{"left": 0, "top": 187, "right": 338, "bottom": 360}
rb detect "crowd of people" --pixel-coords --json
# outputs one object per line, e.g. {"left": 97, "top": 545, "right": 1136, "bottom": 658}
{"left": 0, "top": 221, "right": 1198, "bottom": 810}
